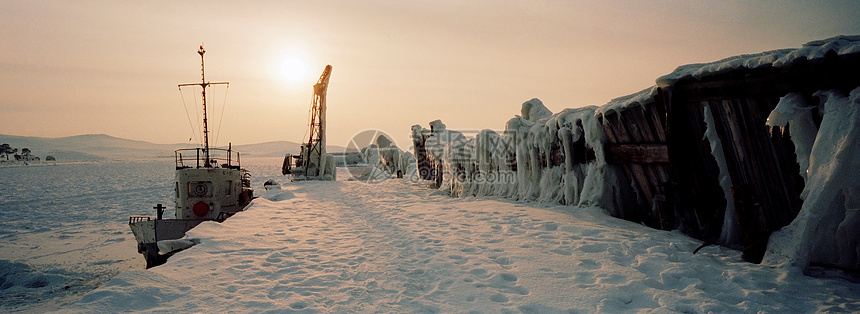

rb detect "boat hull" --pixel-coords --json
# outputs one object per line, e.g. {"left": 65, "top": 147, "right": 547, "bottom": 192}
{"left": 129, "top": 218, "right": 206, "bottom": 268}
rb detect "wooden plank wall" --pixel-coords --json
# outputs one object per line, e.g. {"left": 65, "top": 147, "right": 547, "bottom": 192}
{"left": 664, "top": 93, "right": 805, "bottom": 261}
{"left": 601, "top": 102, "right": 674, "bottom": 230}
{"left": 663, "top": 53, "right": 859, "bottom": 255}
{"left": 702, "top": 97, "right": 804, "bottom": 245}
{"left": 665, "top": 96, "right": 731, "bottom": 241}
{"left": 411, "top": 52, "right": 857, "bottom": 266}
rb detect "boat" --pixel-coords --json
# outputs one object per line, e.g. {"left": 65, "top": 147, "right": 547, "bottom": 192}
{"left": 128, "top": 45, "right": 254, "bottom": 268}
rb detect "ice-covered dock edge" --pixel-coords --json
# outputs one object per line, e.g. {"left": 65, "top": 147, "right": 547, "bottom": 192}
{"left": 379, "top": 35, "right": 860, "bottom": 274}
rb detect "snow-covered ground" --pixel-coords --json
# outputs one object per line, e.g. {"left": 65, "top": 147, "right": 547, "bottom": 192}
{"left": 4, "top": 157, "right": 858, "bottom": 312}
{"left": 64, "top": 167, "right": 860, "bottom": 313}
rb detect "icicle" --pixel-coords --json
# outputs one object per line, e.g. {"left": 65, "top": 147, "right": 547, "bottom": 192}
{"left": 766, "top": 92, "right": 817, "bottom": 183}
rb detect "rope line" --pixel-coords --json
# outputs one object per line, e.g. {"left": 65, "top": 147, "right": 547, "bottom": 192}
{"left": 215, "top": 85, "right": 229, "bottom": 147}
{"left": 192, "top": 86, "right": 201, "bottom": 146}
{"left": 209, "top": 84, "right": 217, "bottom": 147}
{"left": 179, "top": 87, "right": 200, "bottom": 147}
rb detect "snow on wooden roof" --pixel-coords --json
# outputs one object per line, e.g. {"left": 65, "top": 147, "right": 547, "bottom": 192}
{"left": 597, "top": 35, "right": 860, "bottom": 117}
{"left": 656, "top": 35, "right": 860, "bottom": 87}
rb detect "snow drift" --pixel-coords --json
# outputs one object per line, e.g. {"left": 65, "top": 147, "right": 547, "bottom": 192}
{"left": 65, "top": 175, "right": 860, "bottom": 312}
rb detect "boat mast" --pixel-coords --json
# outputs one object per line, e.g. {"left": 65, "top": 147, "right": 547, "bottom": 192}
{"left": 179, "top": 45, "right": 228, "bottom": 168}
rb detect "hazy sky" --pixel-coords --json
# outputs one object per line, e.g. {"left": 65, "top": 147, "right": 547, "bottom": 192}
{"left": 2, "top": 1, "right": 859, "bottom": 149}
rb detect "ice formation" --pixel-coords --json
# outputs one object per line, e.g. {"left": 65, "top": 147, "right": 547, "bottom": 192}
{"left": 414, "top": 98, "right": 623, "bottom": 214}
{"left": 702, "top": 104, "right": 740, "bottom": 245}
{"left": 766, "top": 93, "right": 817, "bottom": 183}
{"left": 359, "top": 135, "right": 417, "bottom": 181}
{"left": 409, "top": 35, "right": 860, "bottom": 272}
{"left": 764, "top": 87, "right": 860, "bottom": 272}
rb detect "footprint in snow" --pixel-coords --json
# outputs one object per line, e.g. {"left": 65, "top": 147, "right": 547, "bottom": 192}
{"left": 578, "top": 258, "right": 600, "bottom": 269}
{"left": 595, "top": 273, "right": 628, "bottom": 284}
{"left": 577, "top": 243, "right": 609, "bottom": 253}
{"left": 461, "top": 247, "right": 480, "bottom": 254}
{"left": 448, "top": 255, "right": 469, "bottom": 265}
{"left": 541, "top": 222, "right": 559, "bottom": 231}
{"left": 551, "top": 246, "right": 575, "bottom": 256}
{"left": 469, "top": 268, "right": 491, "bottom": 279}
{"left": 289, "top": 301, "right": 309, "bottom": 309}
{"left": 490, "top": 293, "right": 509, "bottom": 302}
{"left": 574, "top": 271, "right": 596, "bottom": 284}
{"left": 498, "top": 273, "right": 517, "bottom": 282}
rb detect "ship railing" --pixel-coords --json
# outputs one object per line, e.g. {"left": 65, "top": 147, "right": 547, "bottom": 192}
{"left": 175, "top": 147, "right": 242, "bottom": 170}
{"left": 241, "top": 170, "right": 252, "bottom": 188}
{"left": 129, "top": 215, "right": 151, "bottom": 225}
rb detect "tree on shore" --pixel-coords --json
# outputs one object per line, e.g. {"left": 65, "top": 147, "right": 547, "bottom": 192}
{"left": 20, "top": 148, "right": 32, "bottom": 160}
{"left": 0, "top": 143, "right": 12, "bottom": 160}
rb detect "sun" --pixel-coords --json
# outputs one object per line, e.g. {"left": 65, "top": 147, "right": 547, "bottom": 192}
{"left": 277, "top": 57, "right": 309, "bottom": 84}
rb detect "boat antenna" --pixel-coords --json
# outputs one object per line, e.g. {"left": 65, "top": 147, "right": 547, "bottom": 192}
{"left": 178, "top": 45, "right": 228, "bottom": 167}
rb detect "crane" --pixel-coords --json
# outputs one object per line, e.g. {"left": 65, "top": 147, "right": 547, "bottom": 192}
{"left": 282, "top": 65, "right": 336, "bottom": 181}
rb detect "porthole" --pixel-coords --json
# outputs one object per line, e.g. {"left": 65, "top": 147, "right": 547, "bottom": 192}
{"left": 194, "top": 184, "right": 208, "bottom": 196}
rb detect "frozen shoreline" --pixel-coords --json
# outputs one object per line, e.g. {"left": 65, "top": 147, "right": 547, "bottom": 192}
{"left": 0, "top": 157, "right": 283, "bottom": 312}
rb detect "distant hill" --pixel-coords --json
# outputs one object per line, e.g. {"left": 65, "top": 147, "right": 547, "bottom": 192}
{"left": 0, "top": 134, "right": 349, "bottom": 161}
{"left": 0, "top": 134, "right": 170, "bottom": 161}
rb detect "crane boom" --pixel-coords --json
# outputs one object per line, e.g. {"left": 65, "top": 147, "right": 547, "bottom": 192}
{"left": 282, "top": 65, "right": 335, "bottom": 181}
{"left": 305, "top": 65, "right": 333, "bottom": 177}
